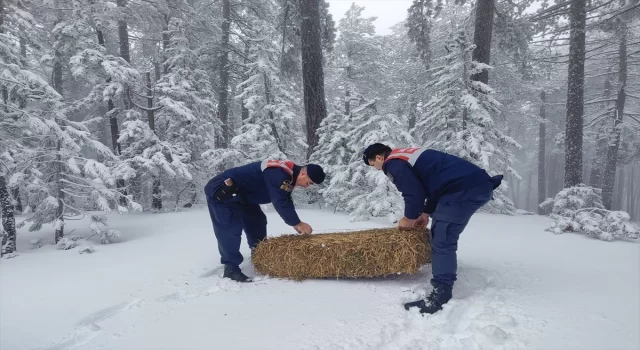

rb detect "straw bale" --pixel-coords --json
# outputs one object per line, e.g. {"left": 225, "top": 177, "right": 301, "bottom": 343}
{"left": 252, "top": 227, "right": 431, "bottom": 280}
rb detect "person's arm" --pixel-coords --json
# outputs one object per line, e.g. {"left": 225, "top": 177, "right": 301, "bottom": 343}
{"left": 423, "top": 195, "right": 439, "bottom": 215}
{"left": 384, "top": 160, "right": 426, "bottom": 220}
{"left": 263, "top": 168, "right": 301, "bottom": 226}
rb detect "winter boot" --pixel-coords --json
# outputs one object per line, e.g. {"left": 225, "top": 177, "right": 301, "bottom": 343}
{"left": 404, "top": 283, "right": 452, "bottom": 314}
{"left": 223, "top": 265, "right": 252, "bottom": 282}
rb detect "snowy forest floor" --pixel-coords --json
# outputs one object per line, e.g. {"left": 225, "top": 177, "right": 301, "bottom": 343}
{"left": 1, "top": 207, "right": 639, "bottom": 350}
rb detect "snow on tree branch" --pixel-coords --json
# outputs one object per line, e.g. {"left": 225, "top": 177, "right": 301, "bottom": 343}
{"left": 540, "top": 184, "right": 640, "bottom": 241}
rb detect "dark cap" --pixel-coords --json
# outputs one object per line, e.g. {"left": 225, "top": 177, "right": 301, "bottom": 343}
{"left": 306, "top": 164, "right": 325, "bottom": 184}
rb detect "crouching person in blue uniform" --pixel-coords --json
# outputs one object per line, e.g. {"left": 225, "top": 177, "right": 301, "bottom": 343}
{"left": 363, "top": 143, "right": 502, "bottom": 314}
{"left": 204, "top": 159, "right": 325, "bottom": 282}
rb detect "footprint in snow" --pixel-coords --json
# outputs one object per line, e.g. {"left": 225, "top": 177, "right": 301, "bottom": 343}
{"left": 46, "top": 299, "right": 143, "bottom": 350}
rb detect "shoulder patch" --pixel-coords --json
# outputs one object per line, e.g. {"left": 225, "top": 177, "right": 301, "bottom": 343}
{"left": 280, "top": 179, "right": 294, "bottom": 192}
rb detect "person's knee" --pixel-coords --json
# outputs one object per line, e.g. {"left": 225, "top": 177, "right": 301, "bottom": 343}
{"left": 256, "top": 211, "right": 267, "bottom": 226}
{"left": 246, "top": 205, "right": 267, "bottom": 224}
{"left": 432, "top": 240, "right": 457, "bottom": 253}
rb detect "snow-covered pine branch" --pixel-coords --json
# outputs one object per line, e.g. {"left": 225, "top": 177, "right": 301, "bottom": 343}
{"left": 412, "top": 28, "right": 522, "bottom": 215}
{"left": 318, "top": 99, "right": 414, "bottom": 221}
{"left": 231, "top": 18, "right": 305, "bottom": 163}
{"left": 1, "top": 2, "right": 142, "bottom": 246}
{"left": 539, "top": 184, "right": 640, "bottom": 241}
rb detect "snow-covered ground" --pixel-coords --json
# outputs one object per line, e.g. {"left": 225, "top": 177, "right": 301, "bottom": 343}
{"left": 1, "top": 206, "right": 639, "bottom": 350}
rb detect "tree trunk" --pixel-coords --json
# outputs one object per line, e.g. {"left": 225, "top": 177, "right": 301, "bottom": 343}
{"left": 155, "top": 62, "right": 161, "bottom": 81}
{"left": 241, "top": 42, "right": 250, "bottom": 123}
{"left": 628, "top": 166, "right": 636, "bottom": 218}
{"left": 145, "top": 72, "right": 156, "bottom": 131}
{"left": 344, "top": 87, "right": 350, "bottom": 115}
{"left": 117, "top": 0, "right": 131, "bottom": 63}
{"left": 98, "top": 23, "right": 127, "bottom": 205}
{"left": 1, "top": 0, "right": 6, "bottom": 115}
{"left": 408, "top": 93, "right": 417, "bottom": 130}
{"left": 538, "top": 90, "right": 546, "bottom": 214}
{"left": 526, "top": 170, "right": 533, "bottom": 211}
{"left": 280, "top": 2, "right": 289, "bottom": 72}
{"left": 163, "top": 14, "right": 170, "bottom": 74}
{"left": 602, "top": 25, "right": 627, "bottom": 210}
{"left": 263, "top": 73, "right": 285, "bottom": 155}
{"left": 602, "top": 87, "right": 626, "bottom": 210}
{"left": 115, "top": 0, "right": 132, "bottom": 205}
{"left": 151, "top": 177, "right": 162, "bottom": 211}
{"left": 217, "top": 0, "right": 231, "bottom": 148}
{"left": 53, "top": 53, "right": 63, "bottom": 97}
{"left": 51, "top": 21, "right": 66, "bottom": 241}
{"left": 0, "top": 0, "right": 5, "bottom": 33}
{"left": 14, "top": 23, "right": 25, "bottom": 212}
{"left": 1, "top": 175, "right": 16, "bottom": 256}
{"left": 143, "top": 72, "right": 162, "bottom": 210}
{"left": 563, "top": 0, "right": 587, "bottom": 187}
{"left": 117, "top": 0, "right": 132, "bottom": 111}
{"left": 96, "top": 28, "right": 121, "bottom": 156}
{"left": 516, "top": 175, "right": 521, "bottom": 208}
{"left": 107, "top": 98, "right": 120, "bottom": 155}
{"left": 54, "top": 140, "right": 65, "bottom": 243}
{"left": 1, "top": 86, "right": 6, "bottom": 113}
{"left": 589, "top": 77, "right": 611, "bottom": 188}
{"left": 547, "top": 151, "right": 562, "bottom": 199}
{"left": 19, "top": 37, "right": 26, "bottom": 59}
{"left": 300, "top": 0, "right": 328, "bottom": 159}
{"left": 11, "top": 188, "right": 22, "bottom": 213}
{"left": 471, "top": 0, "right": 494, "bottom": 84}
{"left": 613, "top": 167, "right": 624, "bottom": 210}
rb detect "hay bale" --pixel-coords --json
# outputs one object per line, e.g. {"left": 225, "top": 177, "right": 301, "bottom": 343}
{"left": 252, "top": 227, "right": 431, "bottom": 280}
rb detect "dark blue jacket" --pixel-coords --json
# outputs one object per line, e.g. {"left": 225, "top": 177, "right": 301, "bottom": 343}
{"left": 383, "top": 149, "right": 496, "bottom": 219}
{"left": 221, "top": 161, "right": 301, "bottom": 226}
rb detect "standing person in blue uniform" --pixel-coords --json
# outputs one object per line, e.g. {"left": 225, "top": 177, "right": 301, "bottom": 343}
{"left": 204, "top": 159, "right": 325, "bottom": 282}
{"left": 362, "top": 143, "right": 502, "bottom": 314}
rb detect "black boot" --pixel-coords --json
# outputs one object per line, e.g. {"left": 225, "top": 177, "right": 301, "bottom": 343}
{"left": 404, "top": 283, "right": 452, "bottom": 314}
{"left": 223, "top": 265, "right": 252, "bottom": 282}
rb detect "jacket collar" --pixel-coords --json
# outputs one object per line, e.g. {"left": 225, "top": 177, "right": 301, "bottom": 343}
{"left": 292, "top": 164, "right": 302, "bottom": 185}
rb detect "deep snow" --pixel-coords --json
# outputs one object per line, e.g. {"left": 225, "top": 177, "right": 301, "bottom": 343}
{"left": 1, "top": 206, "right": 639, "bottom": 350}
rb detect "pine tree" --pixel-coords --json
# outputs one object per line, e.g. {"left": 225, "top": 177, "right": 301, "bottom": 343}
{"left": 322, "top": 3, "right": 385, "bottom": 119}
{"left": 0, "top": 0, "right": 25, "bottom": 255}
{"left": 381, "top": 22, "right": 428, "bottom": 130}
{"left": 150, "top": 18, "right": 220, "bottom": 208}
{"left": 319, "top": 100, "right": 414, "bottom": 221}
{"left": 412, "top": 29, "right": 522, "bottom": 214}
{"left": 232, "top": 19, "right": 305, "bottom": 162}
{"left": 1, "top": 0, "right": 142, "bottom": 246}
{"left": 406, "top": 0, "right": 440, "bottom": 68}
{"left": 204, "top": 0, "right": 305, "bottom": 170}
{"left": 310, "top": 112, "right": 354, "bottom": 180}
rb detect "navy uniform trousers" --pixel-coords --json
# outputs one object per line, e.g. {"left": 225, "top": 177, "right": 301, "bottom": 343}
{"left": 204, "top": 174, "right": 267, "bottom": 267}
{"left": 429, "top": 181, "right": 494, "bottom": 287}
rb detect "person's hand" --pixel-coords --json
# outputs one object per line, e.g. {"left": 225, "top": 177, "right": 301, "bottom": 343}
{"left": 294, "top": 222, "right": 313, "bottom": 235}
{"left": 397, "top": 216, "right": 416, "bottom": 230}
{"left": 414, "top": 213, "right": 430, "bottom": 229}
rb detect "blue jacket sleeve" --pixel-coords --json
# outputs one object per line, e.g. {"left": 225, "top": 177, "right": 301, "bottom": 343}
{"left": 263, "top": 168, "right": 301, "bottom": 226}
{"left": 423, "top": 197, "right": 438, "bottom": 215}
{"left": 384, "top": 160, "right": 426, "bottom": 220}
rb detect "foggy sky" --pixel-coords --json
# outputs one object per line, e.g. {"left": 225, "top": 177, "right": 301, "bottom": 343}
{"left": 327, "top": 0, "right": 413, "bottom": 36}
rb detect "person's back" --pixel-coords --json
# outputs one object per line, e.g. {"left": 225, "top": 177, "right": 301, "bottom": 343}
{"left": 411, "top": 149, "right": 490, "bottom": 198}
{"left": 221, "top": 161, "right": 285, "bottom": 205}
